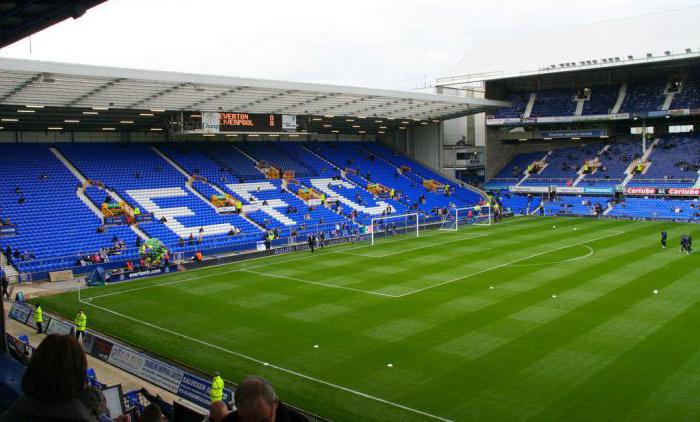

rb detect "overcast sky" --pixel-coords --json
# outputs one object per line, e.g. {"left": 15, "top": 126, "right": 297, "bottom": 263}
{"left": 1, "top": 0, "right": 699, "bottom": 90}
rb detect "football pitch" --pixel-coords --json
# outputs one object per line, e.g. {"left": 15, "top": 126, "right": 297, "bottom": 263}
{"left": 38, "top": 216, "right": 700, "bottom": 421}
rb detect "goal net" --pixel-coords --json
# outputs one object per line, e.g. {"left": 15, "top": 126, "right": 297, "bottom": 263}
{"left": 370, "top": 213, "right": 419, "bottom": 245}
{"left": 439, "top": 205, "right": 491, "bottom": 231}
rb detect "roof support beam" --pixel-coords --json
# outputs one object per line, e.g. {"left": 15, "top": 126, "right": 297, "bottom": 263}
{"left": 66, "top": 77, "right": 125, "bottom": 107}
{"left": 274, "top": 92, "right": 340, "bottom": 113}
{"left": 234, "top": 90, "right": 297, "bottom": 110}
{"left": 0, "top": 72, "right": 43, "bottom": 103}
{"left": 128, "top": 82, "right": 190, "bottom": 108}
{"left": 186, "top": 86, "right": 247, "bottom": 110}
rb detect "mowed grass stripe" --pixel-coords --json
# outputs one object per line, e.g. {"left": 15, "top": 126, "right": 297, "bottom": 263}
{"left": 323, "top": 223, "right": 657, "bottom": 417}
{"left": 36, "top": 218, "right": 700, "bottom": 421}
{"left": 436, "top": 227, "right": 696, "bottom": 419}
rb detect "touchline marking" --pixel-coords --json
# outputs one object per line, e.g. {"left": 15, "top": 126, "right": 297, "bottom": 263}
{"left": 395, "top": 230, "right": 626, "bottom": 298}
{"left": 241, "top": 269, "right": 399, "bottom": 298}
{"left": 79, "top": 300, "right": 453, "bottom": 422}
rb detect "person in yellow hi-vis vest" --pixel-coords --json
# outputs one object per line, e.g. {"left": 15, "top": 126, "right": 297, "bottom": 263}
{"left": 320, "top": 193, "right": 326, "bottom": 205}
{"left": 34, "top": 304, "right": 43, "bottom": 334}
{"left": 74, "top": 308, "right": 87, "bottom": 341}
{"left": 235, "top": 200, "right": 243, "bottom": 214}
{"left": 210, "top": 372, "right": 224, "bottom": 403}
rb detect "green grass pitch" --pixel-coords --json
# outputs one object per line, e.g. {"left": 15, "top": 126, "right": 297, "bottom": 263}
{"left": 37, "top": 216, "right": 700, "bottom": 421}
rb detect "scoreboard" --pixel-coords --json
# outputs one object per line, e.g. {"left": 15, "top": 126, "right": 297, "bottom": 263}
{"left": 200, "top": 112, "right": 296, "bottom": 133}
{"left": 219, "top": 113, "right": 281, "bottom": 132}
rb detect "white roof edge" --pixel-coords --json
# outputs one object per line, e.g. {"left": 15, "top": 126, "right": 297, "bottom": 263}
{"left": 0, "top": 57, "right": 509, "bottom": 109}
{"left": 436, "top": 51, "right": 700, "bottom": 86}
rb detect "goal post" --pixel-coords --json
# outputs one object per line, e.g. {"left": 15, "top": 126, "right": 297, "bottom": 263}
{"left": 370, "top": 213, "right": 419, "bottom": 245}
{"left": 439, "top": 205, "right": 492, "bottom": 231}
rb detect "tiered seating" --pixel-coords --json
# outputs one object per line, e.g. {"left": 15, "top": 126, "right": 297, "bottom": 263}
{"left": 530, "top": 89, "right": 576, "bottom": 118}
{"left": 485, "top": 152, "right": 546, "bottom": 187}
{"left": 274, "top": 143, "right": 338, "bottom": 178}
{"left": 0, "top": 145, "right": 138, "bottom": 274}
{"left": 671, "top": 73, "right": 700, "bottom": 109}
{"left": 493, "top": 93, "right": 530, "bottom": 118}
{"left": 620, "top": 78, "right": 666, "bottom": 113}
{"left": 59, "top": 143, "right": 262, "bottom": 252}
{"left": 158, "top": 145, "right": 230, "bottom": 184}
{"left": 238, "top": 142, "right": 317, "bottom": 178}
{"left": 524, "top": 146, "right": 600, "bottom": 187}
{"left": 308, "top": 142, "right": 476, "bottom": 216}
{"left": 582, "top": 85, "right": 619, "bottom": 115}
{"left": 608, "top": 198, "right": 700, "bottom": 220}
{"left": 544, "top": 196, "right": 608, "bottom": 216}
{"left": 492, "top": 190, "right": 541, "bottom": 215}
{"left": 197, "top": 143, "right": 263, "bottom": 182}
{"left": 361, "top": 143, "right": 482, "bottom": 205}
{"left": 225, "top": 179, "right": 348, "bottom": 235}
{"left": 628, "top": 135, "right": 700, "bottom": 188}
{"left": 579, "top": 142, "right": 641, "bottom": 187}
{"left": 153, "top": 143, "right": 355, "bottom": 238}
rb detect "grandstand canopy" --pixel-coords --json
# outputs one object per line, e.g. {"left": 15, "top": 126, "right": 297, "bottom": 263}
{"left": 0, "top": 58, "right": 508, "bottom": 133}
{"left": 0, "top": 1, "right": 107, "bottom": 48}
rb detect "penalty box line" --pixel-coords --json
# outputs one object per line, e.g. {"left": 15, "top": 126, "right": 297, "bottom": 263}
{"left": 394, "top": 230, "right": 627, "bottom": 298}
{"left": 78, "top": 299, "right": 454, "bottom": 422}
{"left": 335, "top": 233, "right": 489, "bottom": 258}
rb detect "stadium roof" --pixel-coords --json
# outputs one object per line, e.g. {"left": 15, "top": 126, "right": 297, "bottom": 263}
{"left": 0, "top": 1, "right": 107, "bottom": 48}
{"left": 0, "top": 58, "right": 508, "bottom": 131}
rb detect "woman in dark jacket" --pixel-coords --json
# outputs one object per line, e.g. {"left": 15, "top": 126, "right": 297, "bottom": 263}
{"left": 0, "top": 334, "right": 97, "bottom": 421}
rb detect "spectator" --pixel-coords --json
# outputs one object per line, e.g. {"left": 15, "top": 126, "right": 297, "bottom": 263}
{"left": 0, "top": 334, "right": 93, "bottom": 421}
{"left": 139, "top": 403, "right": 165, "bottom": 422}
{"left": 135, "top": 237, "right": 142, "bottom": 248}
{"left": 217, "top": 376, "right": 308, "bottom": 422}
{"left": 78, "top": 385, "right": 112, "bottom": 422}
{"left": 18, "top": 196, "right": 26, "bottom": 205}
{"left": 178, "top": 237, "right": 185, "bottom": 247}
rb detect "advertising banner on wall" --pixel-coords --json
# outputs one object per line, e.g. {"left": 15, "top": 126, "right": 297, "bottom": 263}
{"left": 510, "top": 185, "right": 549, "bottom": 193}
{"left": 583, "top": 187, "right": 616, "bottom": 194}
{"left": 45, "top": 318, "right": 73, "bottom": 336}
{"left": 201, "top": 112, "right": 220, "bottom": 134}
{"left": 555, "top": 186, "right": 584, "bottom": 194}
{"left": 626, "top": 187, "right": 657, "bottom": 195}
{"left": 8, "top": 302, "right": 31, "bottom": 324}
{"left": 666, "top": 188, "right": 700, "bottom": 196}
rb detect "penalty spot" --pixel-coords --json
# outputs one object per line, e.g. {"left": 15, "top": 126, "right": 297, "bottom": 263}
{"left": 551, "top": 294, "right": 557, "bottom": 298}
{"left": 653, "top": 289, "right": 659, "bottom": 295}
{"left": 387, "top": 363, "right": 393, "bottom": 368}
{"left": 313, "top": 344, "right": 319, "bottom": 349}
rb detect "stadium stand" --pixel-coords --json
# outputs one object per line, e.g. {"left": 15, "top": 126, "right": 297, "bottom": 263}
{"left": 608, "top": 197, "right": 700, "bottom": 220}
{"left": 485, "top": 152, "right": 546, "bottom": 188}
{"left": 671, "top": 72, "right": 700, "bottom": 109}
{"left": 619, "top": 78, "right": 667, "bottom": 113}
{"left": 529, "top": 89, "right": 576, "bottom": 118}
{"left": 57, "top": 143, "right": 263, "bottom": 253}
{"left": 627, "top": 134, "right": 700, "bottom": 188}
{"left": 0, "top": 144, "right": 138, "bottom": 275}
{"left": 492, "top": 93, "right": 529, "bottom": 118}
{"left": 523, "top": 145, "right": 601, "bottom": 187}
{"left": 582, "top": 85, "right": 620, "bottom": 115}
{"left": 579, "top": 141, "right": 642, "bottom": 187}
{"left": 544, "top": 195, "right": 608, "bottom": 216}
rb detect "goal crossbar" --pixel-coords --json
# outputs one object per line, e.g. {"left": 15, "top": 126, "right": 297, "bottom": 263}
{"left": 439, "top": 205, "right": 491, "bottom": 231}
